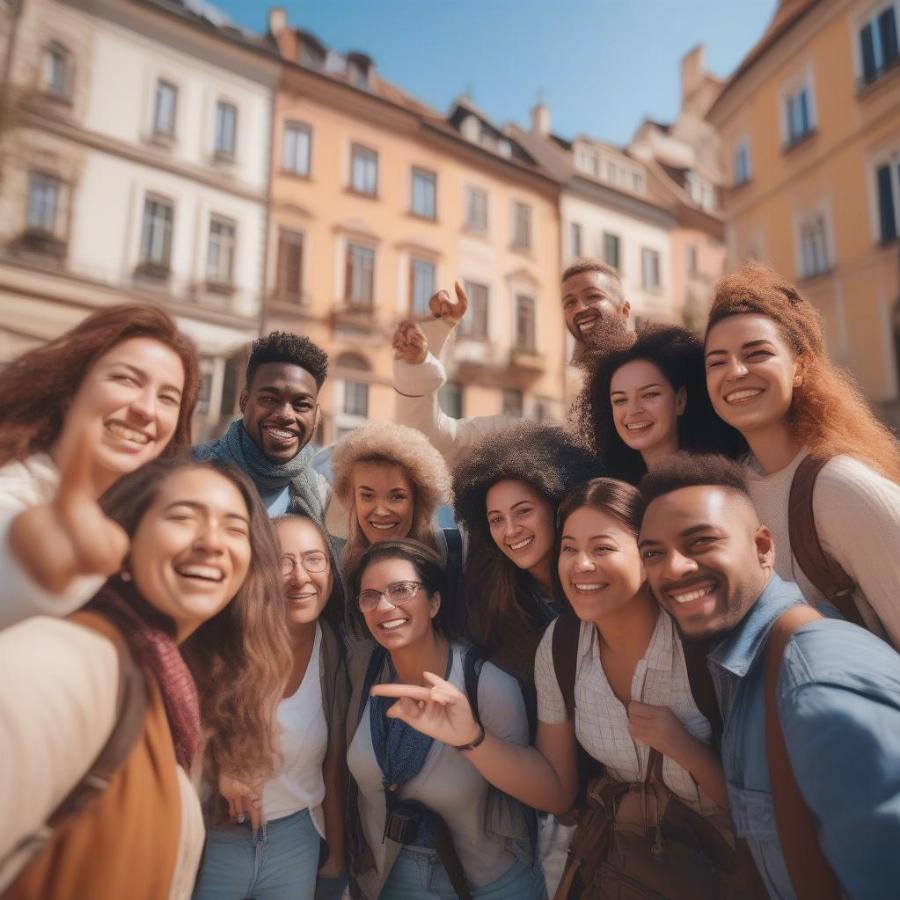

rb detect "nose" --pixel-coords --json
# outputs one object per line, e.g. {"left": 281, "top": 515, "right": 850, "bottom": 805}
{"left": 286, "top": 560, "right": 309, "bottom": 589}
{"left": 373, "top": 498, "right": 389, "bottom": 517}
{"left": 574, "top": 551, "right": 595, "bottom": 573}
{"left": 273, "top": 401, "right": 294, "bottom": 422}
{"left": 723, "top": 356, "right": 749, "bottom": 380}
{"left": 504, "top": 518, "right": 521, "bottom": 540}
{"left": 128, "top": 386, "right": 157, "bottom": 422}
{"left": 193, "top": 519, "right": 225, "bottom": 555}
{"left": 374, "top": 590, "right": 395, "bottom": 611}
{"left": 662, "top": 549, "right": 698, "bottom": 582}
{"left": 625, "top": 395, "right": 643, "bottom": 416}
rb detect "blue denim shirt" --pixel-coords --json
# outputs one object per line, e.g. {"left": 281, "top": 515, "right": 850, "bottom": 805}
{"left": 708, "top": 574, "right": 900, "bottom": 900}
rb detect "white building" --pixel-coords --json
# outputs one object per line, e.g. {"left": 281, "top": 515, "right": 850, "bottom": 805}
{"left": 0, "top": 0, "right": 280, "bottom": 438}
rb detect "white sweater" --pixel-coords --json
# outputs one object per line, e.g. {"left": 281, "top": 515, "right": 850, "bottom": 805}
{"left": 745, "top": 450, "right": 900, "bottom": 649}
{"left": 0, "top": 454, "right": 103, "bottom": 631}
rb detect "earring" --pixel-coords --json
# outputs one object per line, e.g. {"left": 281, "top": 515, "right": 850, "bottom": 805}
{"left": 120, "top": 569, "right": 132, "bottom": 582}
{"left": 793, "top": 375, "right": 803, "bottom": 387}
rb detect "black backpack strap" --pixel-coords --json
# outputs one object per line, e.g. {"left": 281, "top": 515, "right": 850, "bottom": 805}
{"left": 551, "top": 612, "right": 581, "bottom": 718}
{"left": 462, "top": 644, "right": 484, "bottom": 727}
{"left": 681, "top": 640, "right": 723, "bottom": 751}
{"left": 435, "top": 817, "right": 473, "bottom": 900}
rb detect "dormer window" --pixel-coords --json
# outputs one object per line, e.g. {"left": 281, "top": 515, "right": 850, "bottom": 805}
{"left": 346, "top": 53, "right": 372, "bottom": 89}
{"left": 461, "top": 115, "right": 479, "bottom": 142}
{"left": 498, "top": 139, "right": 512, "bottom": 158}
{"left": 297, "top": 35, "right": 326, "bottom": 69}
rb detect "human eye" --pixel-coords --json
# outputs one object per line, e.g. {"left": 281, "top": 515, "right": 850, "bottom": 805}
{"left": 560, "top": 544, "right": 576, "bottom": 554}
{"left": 388, "top": 582, "right": 417, "bottom": 602}
{"left": 488, "top": 515, "right": 503, "bottom": 527}
{"left": 389, "top": 491, "right": 408, "bottom": 503}
{"left": 643, "top": 390, "right": 661, "bottom": 400}
{"left": 690, "top": 536, "right": 718, "bottom": 551}
{"left": 705, "top": 358, "right": 724, "bottom": 370}
{"left": 304, "top": 551, "right": 326, "bottom": 570}
{"left": 611, "top": 397, "right": 626, "bottom": 406}
{"left": 359, "top": 490, "right": 375, "bottom": 502}
{"left": 159, "top": 391, "right": 181, "bottom": 407}
{"left": 563, "top": 298, "right": 574, "bottom": 310}
{"left": 593, "top": 545, "right": 615, "bottom": 556}
{"left": 746, "top": 349, "right": 773, "bottom": 361}
{"left": 517, "top": 505, "right": 533, "bottom": 518}
{"left": 640, "top": 548, "right": 662, "bottom": 563}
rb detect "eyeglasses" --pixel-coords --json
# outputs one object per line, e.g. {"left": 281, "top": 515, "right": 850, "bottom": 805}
{"left": 280, "top": 551, "right": 328, "bottom": 577}
{"left": 357, "top": 580, "right": 423, "bottom": 613}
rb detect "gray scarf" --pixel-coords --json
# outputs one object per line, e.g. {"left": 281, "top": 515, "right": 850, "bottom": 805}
{"left": 193, "top": 419, "right": 324, "bottom": 523}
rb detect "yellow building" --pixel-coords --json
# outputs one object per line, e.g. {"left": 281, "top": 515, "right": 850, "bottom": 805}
{"left": 707, "top": 0, "right": 900, "bottom": 411}
{"left": 264, "top": 10, "right": 564, "bottom": 442}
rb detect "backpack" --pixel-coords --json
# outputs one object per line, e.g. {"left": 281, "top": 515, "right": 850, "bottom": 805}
{"left": 788, "top": 456, "right": 862, "bottom": 628}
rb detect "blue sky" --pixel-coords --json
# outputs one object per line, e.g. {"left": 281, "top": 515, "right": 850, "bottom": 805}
{"left": 214, "top": 0, "right": 777, "bottom": 146}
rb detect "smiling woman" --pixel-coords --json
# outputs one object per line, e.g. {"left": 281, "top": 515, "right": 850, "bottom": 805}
{"left": 0, "top": 304, "right": 200, "bottom": 631}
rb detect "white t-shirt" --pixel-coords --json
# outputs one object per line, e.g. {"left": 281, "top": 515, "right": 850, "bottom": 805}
{"left": 262, "top": 625, "right": 327, "bottom": 835}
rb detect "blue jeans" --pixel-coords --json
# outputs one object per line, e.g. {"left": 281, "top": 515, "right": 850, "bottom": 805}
{"left": 192, "top": 808, "right": 320, "bottom": 900}
{"left": 379, "top": 848, "right": 546, "bottom": 899}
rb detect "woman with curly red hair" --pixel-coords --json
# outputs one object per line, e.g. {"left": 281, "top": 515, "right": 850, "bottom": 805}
{"left": 704, "top": 262, "right": 900, "bottom": 646}
{"left": 0, "top": 304, "right": 200, "bottom": 630}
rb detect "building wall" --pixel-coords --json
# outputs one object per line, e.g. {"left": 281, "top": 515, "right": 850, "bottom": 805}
{"left": 713, "top": 0, "right": 900, "bottom": 402}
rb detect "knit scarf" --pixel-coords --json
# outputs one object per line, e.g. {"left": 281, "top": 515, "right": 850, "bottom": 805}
{"left": 194, "top": 419, "right": 324, "bottom": 523}
{"left": 90, "top": 579, "right": 202, "bottom": 771}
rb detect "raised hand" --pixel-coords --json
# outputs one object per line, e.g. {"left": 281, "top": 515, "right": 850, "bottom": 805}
{"left": 370, "top": 671, "right": 481, "bottom": 748}
{"left": 218, "top": 772, "right": 264, "bottom": 830}
{"left": 391, "top": 320, "right": 428, "bottom": 365}
{"left": 427, "top": 281, "right": 468, "bottom": 326}
{"left": 8, "top": 413, "right": 129, "bottom": 594}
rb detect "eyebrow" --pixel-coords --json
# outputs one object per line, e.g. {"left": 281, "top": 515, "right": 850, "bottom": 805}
{"left": 561, "top": 532, "right": 617, "bottom": 542}
{"left": 611, "top": 382, "right": 663, "bottom": 395}
{"left": 357, "top": 484, "right": 407, "bottom": 492}
{"left": 164, "top": 500, "right": 249, "bottom": 523}
{"left": 111, "top": 363, "right": 183, "bottom": 397}
{"left": 706, "top": 339, "right": 774, "bottom": 359}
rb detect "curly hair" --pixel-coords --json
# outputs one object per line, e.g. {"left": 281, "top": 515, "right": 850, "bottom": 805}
{"left": 706, "top": 262, "right": 899, "bottom": 481}
{"left": 246, "top": 331, "right": 329, "bottom": 389}
{"left": 100, "top": 457, "right": 292, "bottom": 816}
{"left": 453, "top": 423, "right": 602, "bottom": 679}
{"left": 580, "top": 325, "right": 747, "bottom": 484}
{"left": 329, "top": 421, "right": 452, "bottom": 577}
{"left": 0, "top": 304, "right": 200, "bottom": 466}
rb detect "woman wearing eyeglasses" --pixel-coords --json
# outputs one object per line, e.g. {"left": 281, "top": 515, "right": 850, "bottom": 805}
{"left": 193, "top": 514, "right": 349, "bottom": 900}
{"left": 344, "top": 539, "right": 544, "bottom": 900}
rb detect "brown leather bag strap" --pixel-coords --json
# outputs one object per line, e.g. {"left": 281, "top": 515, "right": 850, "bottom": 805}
{"left": 764, "top": 604, "right": 842, "bottom": 900}
{"left": 788, "top": 456, "right": 861, "bottom": 626}
{"left": 552, "top": 612, "right": 582, "bottom": 718}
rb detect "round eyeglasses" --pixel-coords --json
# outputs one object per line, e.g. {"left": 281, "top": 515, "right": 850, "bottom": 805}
{"left": 357, "top": 580, "right": 423, "bottom": 613}
{"left": 280, "top": 551, "right": 328, "bottom": 577}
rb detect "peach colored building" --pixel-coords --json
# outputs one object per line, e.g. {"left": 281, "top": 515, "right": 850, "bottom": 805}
{"left": 264, "top": 10, "right": 564, "bottom": 442}
{"left": 707, "top": 0, "right": 900, "bottom": 410}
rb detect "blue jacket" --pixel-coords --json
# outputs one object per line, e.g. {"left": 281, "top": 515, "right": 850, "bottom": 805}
{"left": 709, "top": 574, "right": 900, "bottom": 899}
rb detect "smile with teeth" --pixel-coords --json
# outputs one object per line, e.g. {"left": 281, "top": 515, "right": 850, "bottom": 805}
{"left": 175, "top": 563, "right": 225, "bottom": 583}
{"left": 576, "top": 316, "right": 597, "bottom": 333}
{"left": 369, "top": 521, "right": 398, "bottom": 531}
{"left": 669, "top": 583, "right": 715, "bottom": 604}
{"left": 508, "top": 536, "right": 534, "bottom": 551}
{"left": 264, "top": 426, "right": 298, "bottom": 441}
{"left": 625, "top": 421, "right": 653, "bottom": 431}
{"left": 724, "top": 388, "right": 762, "bottom": 404}
{"left": 379, "top": 617, "right": 408, "bottom": 631}
{"left": 106, "top": 421, "right": 152, "bottom": 445}
{"left": 572, "top": 583, "right": 607, "bottom": 592}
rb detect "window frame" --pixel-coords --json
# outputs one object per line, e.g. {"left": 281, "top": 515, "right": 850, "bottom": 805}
{"left": 282, "top": 121, "right": 313, "bottom": 177}
{"left": 603, "top": 231, "right": 621, "bottom": 273}
{"left": 779, "top": 67, "right": 817, "bottom": 151}
{"left": 344, "top": 242, "right": 376, "bottom": 309}
{"left": 349, "top": 143, "right": 378, "bottom": 197}
{"left": 459, "top": 280, "right": 489, "bottom": 339}
{"left": 152, "top": 79, "right": 178, "bottom": 139}
{"left": 640, "top": 246, "right": 661, "bottom": 291}
{"left": 214, "top": 100, "right": 238, "bottom": 160}
{"left": 734, "top": 135, "right": 752, "bottom": 187}
{"left": 139, "top": 194, "right": 175, "bottom": 270}
{"left": 464, "top": 185, "right": 489, "bottom": 232}
{"left": 26, "top": 171, "right": 62, "bottom": 235}
{"left": 411, "top": 167, "right": 437, "bottom": 220}
{"left": 511, "top": 200, "right": 532, "bottom": 250}
{"left": 409, "top": 257, "right": 436, "bottom": 316}
{"left": 42, "top": 42, "right": 71, "bottom": 100}
{"left": 275, "top": 228, "right": 305, "bottom": 302}
{"left": 856, "top": 1, "right": 900, "bottom": 87}
{"left": 872, "top": 151, "right": 900, "bottom": 243}
{"left": 206, "top": 215, "right": 237, "bottom": 287}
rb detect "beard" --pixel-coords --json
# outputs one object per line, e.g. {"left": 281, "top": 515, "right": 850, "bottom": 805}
{"left": 570, "top": 318, "right": 633, "bottom": 371}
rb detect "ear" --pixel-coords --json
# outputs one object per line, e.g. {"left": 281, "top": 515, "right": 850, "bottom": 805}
{"left": 754, "top": 524, "right": 775, "bottom": 571}
{"left": 428, "top": 590, "right": 441, "bottom": 620}
{"left": 792, "top": 354, "right": 806, "bottom": 388}
{"left": 239, "top": 389, "right": 248, "bottom": 414}
{"left": 621, "top": 299, "right": 631, "bottom": 321}
{"left": 674, "top": 386, "right": 687, "bottom": 416}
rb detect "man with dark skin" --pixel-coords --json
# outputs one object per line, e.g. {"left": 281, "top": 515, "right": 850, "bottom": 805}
{"left": 391, "top": 260, "right": 631, "bottom": 466}
{"left": 636, "top": 454, "right": 900, "bottom": 900}
{"left": 194, "top": 332, "right": 329, "bottom": 521}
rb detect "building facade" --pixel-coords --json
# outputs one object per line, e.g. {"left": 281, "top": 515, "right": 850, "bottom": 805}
{"left": 0, "top": 0, "right": 279, "bottom": 438}
{"left": 707, "top": 0, "right": 900, "bottom": 409}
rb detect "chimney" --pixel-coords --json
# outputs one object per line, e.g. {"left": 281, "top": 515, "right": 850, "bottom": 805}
{"left": 531, "top": 102, "right": 550, "bottom": 137}
{"left": 681, "top": 44, "right": 704, "bottom": 102}
{"left": 268, "top": 7, "right": 287, "bottom": 35}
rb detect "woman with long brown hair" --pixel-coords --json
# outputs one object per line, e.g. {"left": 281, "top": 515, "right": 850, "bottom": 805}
{"left": 0, "top": 454, "right": 290, "bottom": 899}
{"left": 704, "top": 262, "right": 900, "bottom": 646}
{"left": 0, "top": 304, "right": 200, "bottom": 630}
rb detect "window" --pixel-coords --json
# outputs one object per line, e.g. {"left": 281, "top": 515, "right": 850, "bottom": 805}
{"left": 734, "top": 137, "right": 752, "bottom": 186}
{"left": 784, "top": 84, "right": 814, "bottom": 147}
{"left": 502, "top": 388, "right": 523, "bottom": 418}
{"left": 139, "top": 197, "right": 174, "bottom": 268}
{"left": 641, "top": 247, "right": 661, "bottom": 290}
{"left": 409, "top": 258, "right": 436, "bottom": 316}
{"left": 798, "top": 212, "right": 830, "bottom": 278}
{"left": 515, "top": 295, "right": 536, "bottom": 352}
{"left": 570, "top": 222, "right": 583, "bottom": 258}
{"left": 511, "top": 201, "right": 531, "bottom": 249}
{"left": 27, "top": 172, "right": 61, "bottom": 233}
{"left": 345, "top": 243, "right": 375, "bottom": 308}
{"left": 439, "top": 382, "right": 463, "bottom": 419}
{"left": 603, "top": 232, "right": 621, "bottom": 271}
{"left": 206, "top": 216, "right": 236, "bottom": 286}
{"left": 459, "top": 280, "right": 489, "bottom": 338}
{"left": 688, "top": 173, "right": 716, "bottom": 210}
{"left": 461, "top": 115, "right": 480, "bottom": 142}
{"left": 687, "top": 244, "right": 699, "bottom": 275}
{"left": 350, "top": 144, "right": 378, "bottom": 196}
{"left": 335, "top": 353, "right": 370, "bottom": 424}
{"left": 214, "top": 101, "right": 237, "bottom": 158}
{"left": 153, "top": 80, "right": 177, "bottom": 138}
{"left": 465, "top": 186, "right": 488, "bottom": 232}
{"left": 42, "top": 43, "right": 70, "bottom": 98}
{"left": 411, "top": 168, "right": 436, "bottom": 219}
{"left": 283, "top": 122, "right": 311, "bottom": 176}
{"left": 276, "top": 229, "right": 304, "bottom": 301}
{"left": 876, "top": 157, "right": 900, "bottom": 242}
{"left": 343, "top": 380, "right": 368, "bottom": 417}
{"left": 860, "top": 5, "right": 899, "bottom": 85}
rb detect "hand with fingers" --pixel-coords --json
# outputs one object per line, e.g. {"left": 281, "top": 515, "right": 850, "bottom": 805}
{"left": 627, "top": 701, "right": 692, "bottom": 760}
{"left": 219, "top": 772, "right": 265, "bottom": 831}
{"left": 427, "top": 281, "right": 468, "bottom": 326}
{"left": 370, "top": 671, "right": 482, "bottom": 748}
{"left": 8, "top": 414, "right": 129, "bottom": 594}
{"left": 392, "top": 320, "right": 429, "bottom": 365}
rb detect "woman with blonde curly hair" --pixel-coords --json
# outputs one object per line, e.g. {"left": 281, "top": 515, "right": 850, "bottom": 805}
{"left": 327, "top": 421, "right": 457, "bottom": 585}
{"left": 705, "top": 261, "right": 900, "bottom": 646}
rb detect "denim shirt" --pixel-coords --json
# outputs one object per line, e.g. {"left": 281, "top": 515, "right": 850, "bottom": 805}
{"left": 708, "top": 574, "right": 900, "bottom": 900}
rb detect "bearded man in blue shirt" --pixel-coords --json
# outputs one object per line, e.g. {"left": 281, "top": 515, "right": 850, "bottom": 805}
{"left": 636, "top": 453, "right": 900, "bottom": 900}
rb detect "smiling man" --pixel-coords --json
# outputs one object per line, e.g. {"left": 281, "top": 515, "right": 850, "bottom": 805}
{"left": 194, "top": 332, "right": 328, "bottom": 522}
{"left": 637, "top": 454, "right": 900, "bottom": 900}
{"left": 391, "top": 260, "right": 631, "bottom": 467}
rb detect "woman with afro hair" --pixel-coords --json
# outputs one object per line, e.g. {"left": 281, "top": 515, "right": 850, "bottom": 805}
{"left": 452, "top": 422, "right": 600, "bottom": 700}
{"left": 704, "top": 261, "right": 900, "bottom": 647}
{"left": 582, "top": 325, "right": 745, "bottom": 484}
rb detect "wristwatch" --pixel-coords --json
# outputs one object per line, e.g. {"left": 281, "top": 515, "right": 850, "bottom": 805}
{"left": 453, "top": 723, "right": 486, "bottom": 752}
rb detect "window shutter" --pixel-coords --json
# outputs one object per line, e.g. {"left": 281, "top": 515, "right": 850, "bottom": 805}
{"left": 880, "top": 8, "right": 899, "bottom": 68}
{"left": 877, "top": 164, "right": 897, "bottom": 242}
{"left": 861, "top": 23, "right": 877, "bottom": 82}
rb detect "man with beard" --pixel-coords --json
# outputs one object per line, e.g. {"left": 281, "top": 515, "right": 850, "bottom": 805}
{"left": 392, "top": 260, "right": 631, "bottom": 466}
{"left": 194, "top": 332, "right": 328, "bottom": 522}
{"left": 637, "top": 453, "right": 900, "bottom": 900}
